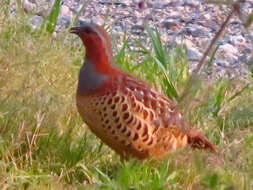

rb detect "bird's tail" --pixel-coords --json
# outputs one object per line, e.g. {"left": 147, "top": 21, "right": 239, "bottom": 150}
{"left": 187, "top": 129, "right": 218, "bottom": 153}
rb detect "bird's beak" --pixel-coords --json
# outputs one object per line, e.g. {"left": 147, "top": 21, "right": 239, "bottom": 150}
{"left": 70, "top": 27, "right": 81, "bottom": 34}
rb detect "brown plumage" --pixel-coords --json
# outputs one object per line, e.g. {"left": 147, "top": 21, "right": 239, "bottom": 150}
{"left": 71, "top": 23, "right": 217, "bottom": 160}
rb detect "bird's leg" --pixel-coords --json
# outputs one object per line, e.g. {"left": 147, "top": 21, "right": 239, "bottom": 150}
{"left": 120, "top": 151, "right": 129, "bottom": 162}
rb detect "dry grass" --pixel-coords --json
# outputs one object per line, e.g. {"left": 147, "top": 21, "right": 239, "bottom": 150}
{"left": 0, "top": 2, "right": 253, "bottom": 190}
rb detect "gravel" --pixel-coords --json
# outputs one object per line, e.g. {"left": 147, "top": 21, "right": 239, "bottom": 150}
{"left": 18, "top": 0, "right": 253, "bottom": 79}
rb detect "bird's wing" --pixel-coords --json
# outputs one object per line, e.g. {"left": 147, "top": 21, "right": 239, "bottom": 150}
{"left": 90, "top": 74, "right": 216, "bottom": 159}
{"left": 120, "top": 75, "right": 187, "bottom": 130}
{"left": 103, "top": 75, "right": 190, "bottom": 154}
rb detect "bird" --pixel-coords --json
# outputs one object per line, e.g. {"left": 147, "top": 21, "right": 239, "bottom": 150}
{"left": 70, "top": 23, "right": 217, "bottom": 160}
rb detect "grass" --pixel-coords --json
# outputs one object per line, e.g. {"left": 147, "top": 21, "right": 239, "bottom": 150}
{"left": 0, "top": 2, "right": 253, "bottom": 190}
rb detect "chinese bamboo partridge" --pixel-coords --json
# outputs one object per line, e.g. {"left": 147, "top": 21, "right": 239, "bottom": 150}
{"left": 70, "top": 23, "right": 217, "bottom": 160}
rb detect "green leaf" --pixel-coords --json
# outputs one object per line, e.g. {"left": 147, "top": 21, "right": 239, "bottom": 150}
{"left": 46, "top": 0, "right": 61, "bottom": 34}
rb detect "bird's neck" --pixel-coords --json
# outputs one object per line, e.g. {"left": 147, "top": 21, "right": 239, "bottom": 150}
{"left": 78, "top": 39, "right": 120, "bottom": 94}
{"left": 84, "top": 39, "right": 117, "bottom": 76}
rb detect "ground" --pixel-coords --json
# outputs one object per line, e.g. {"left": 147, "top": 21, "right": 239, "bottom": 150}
{"left": 0, "top": 1, "right": 253, "bottom": 190}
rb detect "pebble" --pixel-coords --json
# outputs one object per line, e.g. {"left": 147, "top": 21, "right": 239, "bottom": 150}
{"left": 217, "top": 44, "right": 239, "bottom": 63}
{"left": 29, "top": 15, "right": 43, "bottom": 29}
{"left": 187, "top": 48, "right": 203, "bottom": 61}
{"left": 131, "top": 25, "right": 145, "bottom": 35}
{"left": 56, "top": 15, "right": 71, "bottom": 29}
{"left": 215, "top": 59, "right": 230, "bottom": 68}
{"left": 229, "top": 35, "right": 247, "bottom": 46}
{"left": 162, "top": 20, "right": 180, "bottom": 30}
{"left": 60, "top": 4, "right": 71, "bottom": 17}
{"left": 22, "top": 0, "right": 36, "bottom": 14}
{"left": 185, "top": 24, "right": 210, "bottom": 38}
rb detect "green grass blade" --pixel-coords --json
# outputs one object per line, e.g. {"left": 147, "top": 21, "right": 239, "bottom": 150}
{"left": 138, "top": 36, "right": 179, "bottom": 99}
{"left": 228, "top": 83, "right": 250, "bottom": 102}
{"left": 46, "top": 0, "right": 61, "bottom": 34}
{"left": 1, "top": 0, "right": 11, "bottom": 18}
{"left": 146, "top": 27, "right": 167, "bottom": 67}
{"left": 115, "top": 38, "right": 129, "bottom": 63}
{"left": 152, "top": 55, "right": 179, "bottom": 99}
{"left": 212, "top": 80, "right": 229, "bottom": 117}
{"left": 226, "top": 107, "right": 253, "bottom": 128}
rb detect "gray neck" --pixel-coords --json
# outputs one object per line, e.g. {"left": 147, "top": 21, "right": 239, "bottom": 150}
{"left": 78, "top": 60, "right": 108, "bottom": 93}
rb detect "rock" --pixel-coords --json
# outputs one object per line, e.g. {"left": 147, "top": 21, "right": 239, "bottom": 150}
{"left": 131, "top": 25, "right": 145, "bottom": 35}
{"left": 180, "top": 16, "right": 195, "bottom": 24}
{"left": 114, "top": 2, "right": 127, "bottom": 8}
{"left": 219, "top": 44, "right": 238, "bottom": 55}
{"left": 112, "top": 25, "right": 123, "bottom": 33}
{"left": 198, "top": 20, "right": 219, "bottom": 32}
{"left": 78, "top": 18, "right": 92, "bottom": 26}
{"left": 60, "top": 4, "right": 71, "bottom": 17}
{"left": 183, "top": 38, "right": 195, "bottom": 49}
{"left": 99, "top": 1, "right": 127, "bottom": 8}
{"left": 214, "top": 59, "right": 230, "bottom": 68}
{"left": 92, "top": 16, "right": 105, "bottom": 25}
{"left": 198, "top": 38, "right": 210, "bottom": 50}
{"left": 147, "top": 1, "right": 170, "bottom": 9}
{"left": 29, "top": 15, "right": 43, "bottom": 29}
{"left": 230, "top": 20, "right": 241, "bottom": 26}
{"left": 70, "top": 3, "right": 83, "bottom": 14}
{"left": 183, "top": 0, "right": 201, "bottom": 7}
{"left": 162, "top": 20, "right": 180, "bottom": 30}
{"left": 216, "top": 44, "right": 239, "bottom": 63}
{"left": 185, "top": 24, "right": 210, "bottom": 38}
{"left": 56, "top": 15, "right": 71, "bottom": 29}
{"left": 187, "top": 48, "right": 203, "bottom": 61}
{"left": 22, "top": 0, "right": 37, "bottom": 14}
{"left": 229, "top": 35, "right": 246, "bottom": 46}
{"left": 239, "top": 54, "right": 250, "bottom": 63}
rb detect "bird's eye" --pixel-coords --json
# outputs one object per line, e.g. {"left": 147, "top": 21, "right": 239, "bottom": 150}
{"left": 84, "top": 28, "right": 94, "bottom": 34}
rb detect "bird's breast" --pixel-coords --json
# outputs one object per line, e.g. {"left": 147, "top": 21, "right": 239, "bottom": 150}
{"left": 78, "top": 60, "right": 109, "bottom": 94}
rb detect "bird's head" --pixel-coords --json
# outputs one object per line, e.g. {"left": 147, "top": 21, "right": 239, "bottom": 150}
{"left": 70, "top": 23, "right": 112, "bottom": 60}
{"left": 70, "top": 23, "right": 106, "bottom": 43}
{"left": 70, "top": 23, "right": 117, "bottom": 75}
